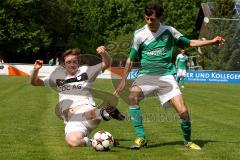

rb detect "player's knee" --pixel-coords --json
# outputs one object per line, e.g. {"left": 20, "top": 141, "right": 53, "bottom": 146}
{"left": 66, "top": 135, "right": 84, "bottom": 147}
{"left": 178, "top": 109, "right": 189, "bottom": 120}
{"left": 128, "top": 93, "right": 140, "bottom": 105}
{"left": 85, "top": 109, "right": 96, "bottom": 120}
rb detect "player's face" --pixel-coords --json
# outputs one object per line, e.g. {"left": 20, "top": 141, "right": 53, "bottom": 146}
{"left": 181, "top": 50, "right": 185, "bottom": 55}
{"left": 145, "top": 11, "right": 160, "bottom": 32}
{"left": 64, "top": 54, "right": 80, "bottom": 75}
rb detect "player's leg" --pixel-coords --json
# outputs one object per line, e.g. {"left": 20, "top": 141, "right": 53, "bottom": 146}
{"left": 129, "top": 75, "right": 163, "bottom": 149}
{"left": 65, "top": 104, "right": 125, "bottom": 147}
{"left": 170, "top": 95, "right": 191, "bottom": 142}
{"left": 66, "top": 104, "right": 125, "bottom": 123}
{"left": 100, "top": 105, "right": 125, "bottom": 121}
{"left": 178, "top": 69, "right": 183, "bottom": 86}
{"left": 179, "top": 76, "right": 184, "bottom": 88}
{"left": 128, "top": 85, "right": 149, "bottom": 149}
{"left": 176, "top": 69, "right": 181, "bottom": 83}
{"left": 157, "top": 75, "right": 200, "bottom": 150}
{"left": 84, "top": 106, "right": 125, "bottom": 126}
{"left": 65, "top": 122, "right": 91, "bottom": 147}
{"left": 170, "top": 95, "right": 201, "bottom": 150}
{"left": 63, "top": 106, "right": 106, "bottom": 147}
{"left": 180, "top": 69, "right": 187, "bottom": 88}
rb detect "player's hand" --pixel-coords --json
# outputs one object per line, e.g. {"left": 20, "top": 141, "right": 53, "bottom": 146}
{"left": 33, "top": 60, "right": 43, "bottom": 70}
{"left": 213, "top": 36, "right": 225, "bottom": 46}
{"left": 96, "top": 46, "right": 107, "bottom": 55}
{"left": 113, "top": 79, "right": 126, "bottom": 96}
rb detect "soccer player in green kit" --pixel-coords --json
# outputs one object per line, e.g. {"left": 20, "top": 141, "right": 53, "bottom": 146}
{"left": 176, "top": 49, "right": 189, "bottom": 88}
{"left": 114, "top": 2, "right": 225, "bottom": 149}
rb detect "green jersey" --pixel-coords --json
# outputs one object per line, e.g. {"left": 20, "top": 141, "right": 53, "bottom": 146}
{"left": 129, "top": 24, "right": 190, "bottom": 76}
{"left": 176, "top": 54, "right": 188, "bottom": 70}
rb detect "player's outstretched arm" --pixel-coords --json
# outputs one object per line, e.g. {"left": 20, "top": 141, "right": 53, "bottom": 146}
{"left": 113, "top": 57, "right": 133, "bottom": 96}
{"left": 96, "top": 46, "right": 111, "bottom": 71}
{"left": 189, "top": 36, "right": 225, "bottom": 47}
{"left": 30, "top": 60, "right": 44, "bottom": 86}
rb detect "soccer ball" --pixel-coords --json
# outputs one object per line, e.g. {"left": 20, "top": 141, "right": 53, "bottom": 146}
{"left": 92, "top": 130, "right": 114, "bottom": 151}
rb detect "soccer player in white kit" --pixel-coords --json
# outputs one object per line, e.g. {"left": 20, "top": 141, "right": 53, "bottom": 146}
{"left": 31, "top": 46, "right": 125, "bottom": 147}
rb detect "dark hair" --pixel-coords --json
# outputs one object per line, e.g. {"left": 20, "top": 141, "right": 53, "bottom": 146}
{"left": 60, "top": 48, "right": 81, "bottom": 65}
{"left": 145, "top": 2, "right": 164, "bottom": 18}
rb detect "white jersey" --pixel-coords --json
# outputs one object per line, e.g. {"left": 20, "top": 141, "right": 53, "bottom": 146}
{"left": 43, "top": 63, "right": 102, "bottom": 112}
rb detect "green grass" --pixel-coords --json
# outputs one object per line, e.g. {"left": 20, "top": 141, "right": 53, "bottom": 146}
{"left": 0, "top": 76, "right": 240, "bottom": 160}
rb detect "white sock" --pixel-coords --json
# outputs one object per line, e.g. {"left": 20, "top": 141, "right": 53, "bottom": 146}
{"left": 96, "top": 109, "right": 110, "bottom": 120}
{"left": 83, "top": 137, "right": 92, "bottom": 147}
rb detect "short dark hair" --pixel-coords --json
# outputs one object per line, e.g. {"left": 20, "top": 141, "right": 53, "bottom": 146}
{"left": 145, "top": 2, "right": 164, "bottom": 18}
{"left": 60, "top": 48, "right": 81, "bottom": 65}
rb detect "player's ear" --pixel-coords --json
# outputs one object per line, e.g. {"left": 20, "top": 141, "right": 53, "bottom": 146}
{"left": 145, "top": 16, "right": 148, "bottom": 21}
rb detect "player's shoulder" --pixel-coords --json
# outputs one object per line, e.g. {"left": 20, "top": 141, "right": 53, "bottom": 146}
{"left": 161, "top": 24, "right": 183, "bottom": 39}
{"left": 160, "top": 24, "right": 173, "bottom": 29}
{"left": 160, "top": 24, "right": 178, "bottom": 34}
{"left": 176, "top": 54, "right": 181, "bottom": 58}
{"left": 79, "top": 63, "right": 102, "bottom": 73}
{"left": 134, "top": 25, "right": 147, "bottom": 36}
{"left": 77, "top": 65, "right": 88, "bottom": 74}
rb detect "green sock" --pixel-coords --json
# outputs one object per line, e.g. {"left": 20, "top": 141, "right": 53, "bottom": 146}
{"left": 176, "top": 77, "right": 180, "bottom": 83}
{"left": 181, "top": 120, "right": 191, "bottom": 144}
{"left": 129, "top": 106, "right": 145, "bottom": 138}
{"left": 179, "top": 77, "right": 182, "bottom": 83}
{"left": 181, "top": 77, "right": 185, "bottom": 85}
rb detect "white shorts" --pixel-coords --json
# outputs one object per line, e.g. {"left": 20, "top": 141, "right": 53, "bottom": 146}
{"left": 132, "top": 75, "right": 181, "bottom": 106}
{"left": 65, "top": 121, "right": 89, "bottom": 137}
{"left": 177, "top": 69, "right": 187, "bottom": 77}
{"left": 64, "top": 104, "right": 96, "bottom": 137}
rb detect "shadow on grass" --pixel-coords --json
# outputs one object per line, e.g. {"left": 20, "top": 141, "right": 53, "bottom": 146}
{"left": 116, "top": 139, "right": 223, "bottom": 150}
{"left": 147, "top": 139, "right": 218, "bottom": 148}
{"left": 115, "top": 138, "right": 132, "bottom": 142}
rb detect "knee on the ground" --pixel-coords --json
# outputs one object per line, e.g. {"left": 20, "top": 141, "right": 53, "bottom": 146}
{"left": 66, "top": 134, "right": 85, "bottom": 147}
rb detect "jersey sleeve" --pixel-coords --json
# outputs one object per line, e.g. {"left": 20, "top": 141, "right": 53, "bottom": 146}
{"left": 177, "top": 36, "right": 190, "bottom": 47}
{"left": 169, "top": 26, "right": 190, "bottom": 47}
{"left": 42, "top": 75, "right": 51, "bottom": 86}
{"left": 86, "top": 63, "right": 102, "bottom": 82}
{"left": 170, "top": 26, "right": 183, "bottom": 39}
{"left": 42, "top": 74, "right": 58, "bottom": 88}
{"left": 129, "top": 32, "right": 141, "bottom": 61}
{"left": 41, "top": 66, "right": 65, "bottom": 87}
{"left": 176, "top": 54, "right": 180, "bottom": 63}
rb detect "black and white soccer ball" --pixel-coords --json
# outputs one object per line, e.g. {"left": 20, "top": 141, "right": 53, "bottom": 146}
{"left": 92, "top": 130, "right": 114, "bottom": 151}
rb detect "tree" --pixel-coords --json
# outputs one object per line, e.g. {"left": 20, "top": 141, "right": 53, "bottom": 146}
{"left": 0, "top": 0, "right": 50, "bottom": 62}
{"left": 226, "top": 49, "right": 240, "bottom": 71}
{"left": 161, "top": 0, "right": 200, "bottom": 38}
{"left": 199, "top": 0, "right": 240, "bottom": 70}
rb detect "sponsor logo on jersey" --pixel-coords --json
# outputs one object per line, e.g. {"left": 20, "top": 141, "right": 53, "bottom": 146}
{"left": 145, "top": 47, "right": 167, "bottom": 56}
{"left": 56, "top": 73, "right": 88, "bottom": 87}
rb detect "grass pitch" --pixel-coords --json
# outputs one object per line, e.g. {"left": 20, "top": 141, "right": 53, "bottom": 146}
{"left": 0, "top": 76, "right": 240, "bottom": 160}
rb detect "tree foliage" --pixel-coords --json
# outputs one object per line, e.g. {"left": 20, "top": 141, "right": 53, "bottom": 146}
{"left": 0, "top": 0, "right": 239, "bottom": 70}
{"left": 199, "top": 0, "right": 240, "bottom": 70}
{"left": 0, "top": 0, "right": 50, "bottom": 55}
